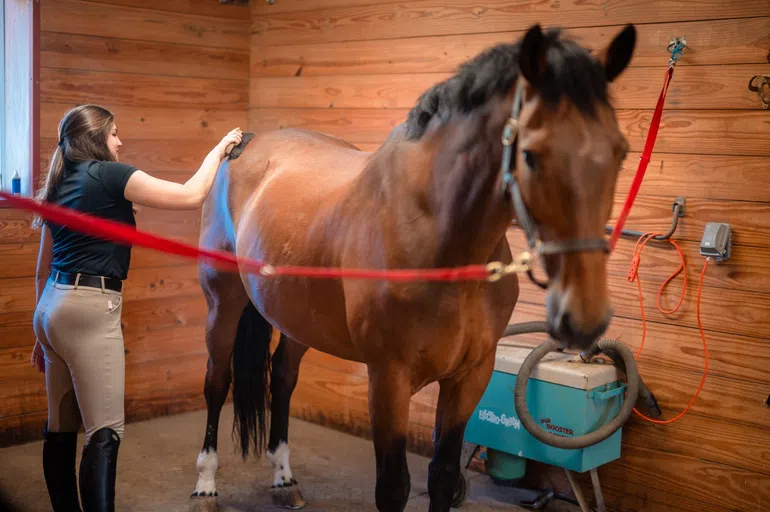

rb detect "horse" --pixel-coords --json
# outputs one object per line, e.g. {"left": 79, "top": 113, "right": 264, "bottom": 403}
{"left": 188, "top": 23, "right": 636, "bottom": 512}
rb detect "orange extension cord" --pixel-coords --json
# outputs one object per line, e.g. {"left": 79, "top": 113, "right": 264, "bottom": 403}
{"left": 626, "top": 233, "right": 710, "bottom": 424}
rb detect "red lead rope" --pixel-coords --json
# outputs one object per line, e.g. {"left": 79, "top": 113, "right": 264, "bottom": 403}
{"left": 609, "top": 66, "right": 674, "bottom": 252}
{"left": 0, "top": 190, "right": 492, "bottom": 282}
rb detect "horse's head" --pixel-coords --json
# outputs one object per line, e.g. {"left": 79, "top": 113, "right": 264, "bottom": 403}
{"left": 509, "top": 24, "right": 636, "bottom": 350}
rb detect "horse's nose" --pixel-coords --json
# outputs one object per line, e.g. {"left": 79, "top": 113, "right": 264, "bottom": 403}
{"left": 549, "top": 311, "right": 609, "bottom": 350}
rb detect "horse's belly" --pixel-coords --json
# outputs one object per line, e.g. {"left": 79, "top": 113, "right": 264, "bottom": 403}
{"left": 235, "top": 204, "right": 365, "bottom": 363}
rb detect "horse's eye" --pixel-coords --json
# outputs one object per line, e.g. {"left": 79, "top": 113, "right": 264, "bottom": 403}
{"left": 522, "top": 150, "right": 537, "bottom": 171}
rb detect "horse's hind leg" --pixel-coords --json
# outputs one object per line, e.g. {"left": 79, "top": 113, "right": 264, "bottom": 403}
{"left": 267, "top": 335, "right": 309, "bottom": 509}
{"left": 429, "top": 354, "right": 496, "bottom": 512}
{"left": 368, "top": 364, "right": 413, "bottom": 512}
{"left": 190, "top": 267, "right": 248, "bottom": 510}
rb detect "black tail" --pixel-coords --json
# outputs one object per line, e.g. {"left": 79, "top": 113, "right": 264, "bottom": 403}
{"left": 231, "top": 300, "right": 273, "bottom": 459}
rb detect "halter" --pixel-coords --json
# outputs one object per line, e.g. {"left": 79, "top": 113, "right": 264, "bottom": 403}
{"left": 500, "top": 80, "right": 610, "bottom": 289}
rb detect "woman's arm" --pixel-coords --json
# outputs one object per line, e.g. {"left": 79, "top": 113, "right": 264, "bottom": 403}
{"left": 36, "top": 225, "right": 54, "bottom": 305}
{"left": 124, "top": 127, "right": 243, "bottom": 210}
{"left": 31, "top": 225, "right": 54, "bottom": 372}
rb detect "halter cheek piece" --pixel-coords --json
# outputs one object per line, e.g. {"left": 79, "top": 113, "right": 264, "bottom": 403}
{"left": 500, "top": 80, "right": 611, "bottom": 289}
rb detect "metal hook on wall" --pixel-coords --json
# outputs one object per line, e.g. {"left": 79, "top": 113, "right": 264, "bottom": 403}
{"left": 667, "top": 36, "right": 687, "bottom": 68}
{"left": 748, "top": 75, "right": 770, "bottom": 110}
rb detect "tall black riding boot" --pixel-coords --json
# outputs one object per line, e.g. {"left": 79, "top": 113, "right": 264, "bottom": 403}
{"left": 42, "top": 423, "right": 82, "bottom": 512}
{"left": 79, "top": 427, "right": 120, "bottom": 512}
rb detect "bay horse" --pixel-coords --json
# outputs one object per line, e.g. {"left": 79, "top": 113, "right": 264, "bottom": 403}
{"left": 189, "top": 24, "right": 636, "bottom": 512}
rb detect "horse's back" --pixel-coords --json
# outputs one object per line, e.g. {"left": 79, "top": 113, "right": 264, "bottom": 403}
{"left": 199, "top": 128, "right": 369, "bottom": 253}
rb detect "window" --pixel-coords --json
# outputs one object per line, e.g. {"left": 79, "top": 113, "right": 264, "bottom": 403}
{"left": 0, "top": 0, "right": 39, "bottom": 201}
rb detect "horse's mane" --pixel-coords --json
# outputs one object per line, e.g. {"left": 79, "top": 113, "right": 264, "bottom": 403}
{"left": 404, "top": 28, "right": 610, "bottom": 140}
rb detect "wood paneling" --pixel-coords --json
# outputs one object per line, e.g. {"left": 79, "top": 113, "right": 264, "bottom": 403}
{"left": 81, "top": 0, "right": 251, "bottom": 20}
{"left": 251, "top": 0, "right": 769, "bottom": 46}
{"left": 41, "top": 32, "right": 249, "bottom": 80}
{"left": 251, "top": 65, "right": 770, "bottom": 110}
{"left": 253, "top": 18, "right": 770, "bottom": 76}
{"left": 0, "top": 0, "right": 246, "bottom": 447}
{"left": 615, "top": 153, "right": 770, "bottom": 203}
{"left": 41, "top": 68, "right": 248, "bottom": 109}
{"left": 43, "top": 0, "right": 250, "bottom": 50}
{"left": 248, "top": 3, "right": 770, "bottom": 511}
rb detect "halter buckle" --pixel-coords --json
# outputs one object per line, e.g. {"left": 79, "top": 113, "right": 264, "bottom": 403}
{"left": 501, "top": 118, "right": 519, "bottom": 146}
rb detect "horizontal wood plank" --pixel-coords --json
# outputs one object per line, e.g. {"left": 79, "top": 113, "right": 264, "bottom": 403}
{"left": 41, "top": 67, "right": 248, "bottom": 109}
{"left": 251, "top": 0, "right": 770, "bottom": 46}
{"left": 616, "top": 152, "right": 770, "bottom": 203}
{"left": 250, "top": 64, "right": 770, "bottom": 110}
{"left": 41, "top": 31, "right": 249, "bottom": 80}
{"left": 43, "top": 0, "right": 250, "bottom": 50}
{"left": 247, "top": 107, "right": 770, "bottom": 156}
{"left": 623, "top": 414, "right": 770, "bottom": 476}
{"left": 594, "top": 444, "right": 767, "bottom": 512}
{"left": 253, "top": 18, "right": 770, "bottom": 76}
{"left": 41, "top": 102, "right": 247, "bottom": 141}
{"left": 82, "top": 0, "right": 251, "bottom": 20}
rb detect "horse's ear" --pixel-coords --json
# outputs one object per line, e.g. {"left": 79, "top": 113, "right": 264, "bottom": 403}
{"left": 601, "top": 24, "right": 636, "bottom": 83}
{"left": 518, "top": 24, "right": 546, "bottom": 86}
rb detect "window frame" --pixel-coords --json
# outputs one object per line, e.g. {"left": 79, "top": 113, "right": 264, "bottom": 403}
{"left": 0, "top": 0, "right": 40, "bottom": 205}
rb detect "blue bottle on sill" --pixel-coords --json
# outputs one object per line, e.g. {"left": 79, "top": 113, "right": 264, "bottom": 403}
{"left": 12, "top": 171, "right": 21, "bottom": 196}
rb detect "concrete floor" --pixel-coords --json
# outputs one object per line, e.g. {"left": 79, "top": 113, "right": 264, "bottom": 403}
{"left": 0, "top": 404, "right": 580, "bottom": 511}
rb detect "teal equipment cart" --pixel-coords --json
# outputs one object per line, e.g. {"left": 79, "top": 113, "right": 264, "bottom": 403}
{"left": 461, "top": 344, "right": 626, "bottom": 509}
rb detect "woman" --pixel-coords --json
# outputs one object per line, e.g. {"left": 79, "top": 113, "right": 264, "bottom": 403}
{"left": 30, "top": 104, "right": 242, "bottom": 512}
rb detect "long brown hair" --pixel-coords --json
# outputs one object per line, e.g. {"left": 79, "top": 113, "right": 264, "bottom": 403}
{"left": 33, "top": 104, "right": 116, "bottom": 227}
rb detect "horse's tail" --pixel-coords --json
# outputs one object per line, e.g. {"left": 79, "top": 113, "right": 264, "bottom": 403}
{"left": 231, "top": 300, "right": 273, "bottom": 460}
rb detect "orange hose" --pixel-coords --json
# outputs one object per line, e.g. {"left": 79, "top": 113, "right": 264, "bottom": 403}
{"left": 626, "top": 234, "right": 710, "bottom": 424}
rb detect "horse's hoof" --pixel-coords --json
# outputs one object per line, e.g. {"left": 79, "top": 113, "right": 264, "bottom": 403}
{"left": 271, "top": 483, "right": 307, "bottom": 510}
{"left": 189, "top": 493, "right": 218, "bottom": 512}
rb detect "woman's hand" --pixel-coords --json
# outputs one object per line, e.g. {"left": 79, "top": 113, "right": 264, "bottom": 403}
{"left": 217, "top": 127, "right": 244, "bottom": 159}
{"left": 31, "top": 340, "right": 45, "bottom": 373}
{"left": 125, "top": 127, "right": 246, "bottom": 210}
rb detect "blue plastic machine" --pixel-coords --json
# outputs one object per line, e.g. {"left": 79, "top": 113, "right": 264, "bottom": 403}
{"left": 464, "top": 343, "right": 626, "bottom": 482}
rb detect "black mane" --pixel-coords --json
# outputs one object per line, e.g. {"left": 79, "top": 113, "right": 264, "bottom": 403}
{"left": 404, "top": 28, "right": 610, "bottom": 140}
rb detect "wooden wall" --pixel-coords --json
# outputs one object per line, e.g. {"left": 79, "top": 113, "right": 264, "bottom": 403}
{"left": 0, "top": 0, "right": 249, "bottom": 445}
{"left": 249, "top": 2, "right": 770, "bottom": 511}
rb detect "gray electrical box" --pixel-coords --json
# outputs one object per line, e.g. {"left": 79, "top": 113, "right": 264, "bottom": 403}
{"left": 699, "top": 223, "right": 731, "bottom": 262}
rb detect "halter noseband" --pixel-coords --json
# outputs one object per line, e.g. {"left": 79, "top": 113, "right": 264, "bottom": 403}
{"left": 500, "top": 80, "right": 611, "bottom": 289}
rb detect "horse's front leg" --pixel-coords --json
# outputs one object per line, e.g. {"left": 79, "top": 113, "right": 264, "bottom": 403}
{"left": 368, "top": 364, "right": 413, "bottom": 512}
{"left": 429, "top": 353, "right": 495, "bottom": 512}
{"left": 267, "top": 335, "right": 309, "bottom": 509}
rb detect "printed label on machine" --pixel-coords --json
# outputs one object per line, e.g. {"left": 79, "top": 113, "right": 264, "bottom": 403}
{"left": 478, "top": 409, "right": 521, "bottom": 429}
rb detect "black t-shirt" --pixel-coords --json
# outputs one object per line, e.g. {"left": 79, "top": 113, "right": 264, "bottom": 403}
{"left": 48, "top": 159, "right": 138, "bottom": 280}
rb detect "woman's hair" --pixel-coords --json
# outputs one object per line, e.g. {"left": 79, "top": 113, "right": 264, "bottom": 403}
{"left": 33, "top": 104, "right": 116, "bottom": 227}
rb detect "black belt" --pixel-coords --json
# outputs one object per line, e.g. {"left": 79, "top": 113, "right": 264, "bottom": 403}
{"left": 50, "top": 271, "right": 123, "bottom": 293}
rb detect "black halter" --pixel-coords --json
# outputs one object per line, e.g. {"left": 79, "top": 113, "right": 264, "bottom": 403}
{"left": 500, "top": 80, "right": 610, "bottom": 289}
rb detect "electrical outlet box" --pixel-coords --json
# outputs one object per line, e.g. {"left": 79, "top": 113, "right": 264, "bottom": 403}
{"left": 699, "top": 223, "right": 731, "bottom": 262}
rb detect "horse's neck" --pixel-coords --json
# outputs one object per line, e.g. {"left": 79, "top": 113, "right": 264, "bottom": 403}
{"left": 377, "top": 104, "right": 514, "bottom": 268}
